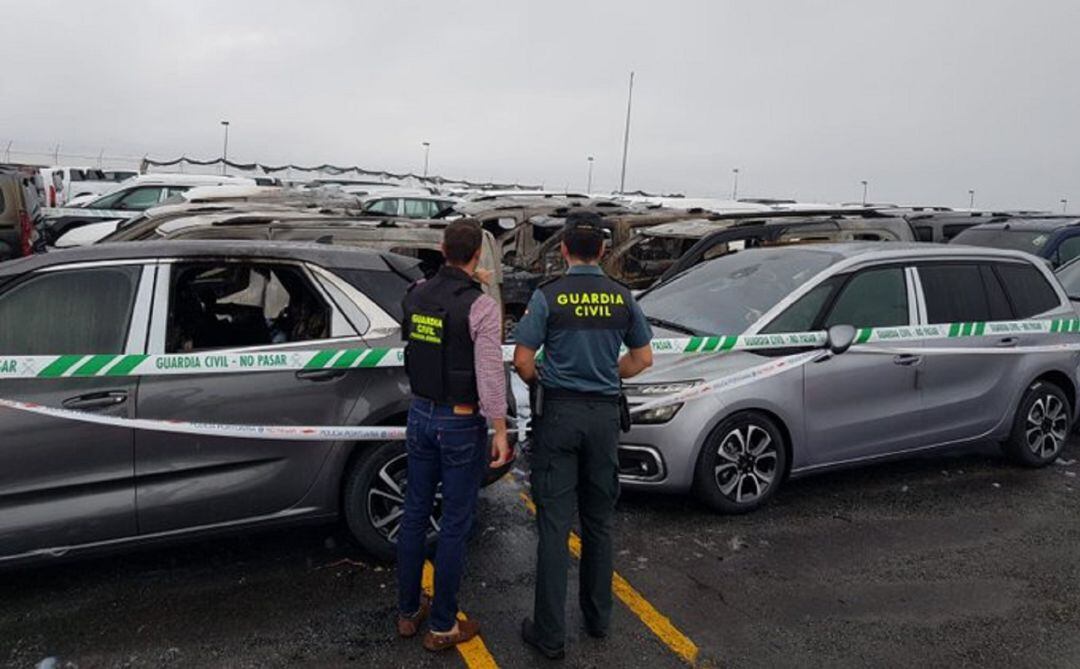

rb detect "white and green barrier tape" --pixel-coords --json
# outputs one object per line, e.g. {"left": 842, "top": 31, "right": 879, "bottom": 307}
{"left": 1, "top": 317, "right": 1079, "bottom": 380}
{"left": 0, "top": 351, "right": 820, "bottom": 441}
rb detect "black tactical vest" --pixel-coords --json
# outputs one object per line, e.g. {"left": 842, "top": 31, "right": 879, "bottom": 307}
{"left": 539, "top": 271, "right": 634, "bottom": 333}
{"left": 401, "top": 266, "right": 484, "bottom": 404}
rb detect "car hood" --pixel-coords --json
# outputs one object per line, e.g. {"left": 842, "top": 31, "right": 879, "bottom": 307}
{"left": 629, "top": 325, "right": 779, "bottom": 387}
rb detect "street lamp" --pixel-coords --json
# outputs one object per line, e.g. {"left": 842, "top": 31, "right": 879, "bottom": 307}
{"left": 220, "top": 120, "right": 230, "bottom": 175}
{"left": 968, "top": 189, "right": 975, "bottom": 209}
{"left": 1063, "top": 198, "right": 1069, "bottom": 214}
{"left": 586, "top": 156, "right": 594, "bottom": 193}
{"left": 860, "top": 180, "right": 869, "bottom": 206}
{"left": 731, "top": 168, "right": 740, "bottom": 200}
{"left": 422, "top": 142, "right": 431, "bottom": 178}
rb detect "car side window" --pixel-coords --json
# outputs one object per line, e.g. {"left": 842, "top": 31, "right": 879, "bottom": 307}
{"left": 365, "top": 198, "right": 398, "bottom": 216}
{"left": 760, "top": 278, "right": 841, "bottom": 334}
{"left": 918, "top": 264, "right": 996, "bottom": 324}
{"left": 118, "top": 187, "right": 165, "bottom": 210}
{"left": 1055, "top": 235, "right": 1080, "bottom": 267}
{"left": 995, "top": 262, "right": 1060, "bottom": 318}
{"left": 402, "top": 199, "right": 435, "bottom": 218}
{"left": 0, "top": 267, "right": 141, "bottom": 355}
{"left": 823, "top": 267, "right": 908, "bottom": 328}
{"left": 89, "top": 190, "right": 126, "bottom": 209}
{"left": 166, "top": 262, "right": 332, "bottom": 353}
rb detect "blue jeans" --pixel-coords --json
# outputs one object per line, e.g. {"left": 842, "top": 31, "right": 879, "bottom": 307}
{"left": 397, "top": 398, "right": 487, "bottom": 632}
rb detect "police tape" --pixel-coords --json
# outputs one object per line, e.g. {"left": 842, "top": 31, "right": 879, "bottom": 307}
{"left": 629, "top": 350, "right": 824, "bottom": 415}
{"left": 0, "top": 352, "right": 819, "bottom": 440}
{"left": 1, "top": 317, "right": 1078, "bottom": 380}
{"left": 0, "top": 398, "right": 409, "bottom": 441}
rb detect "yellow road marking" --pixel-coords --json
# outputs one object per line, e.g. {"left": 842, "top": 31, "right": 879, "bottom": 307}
{"left": 520, "top": 492, "right": 701, "bottom": 666}
{"left": 422, "top": 560, "right": 500, "bottom": 668}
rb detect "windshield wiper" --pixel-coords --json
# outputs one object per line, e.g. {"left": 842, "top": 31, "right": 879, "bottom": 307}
{"left": 646, "top": 316, "right": 704, "bottom": 337}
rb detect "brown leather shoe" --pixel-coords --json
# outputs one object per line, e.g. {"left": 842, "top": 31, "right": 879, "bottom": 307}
{"left": 422, "top": 619, "right": 481, "bottom": 652}
{"left": 397, "top": 596, "right": 431, "bottom": 638}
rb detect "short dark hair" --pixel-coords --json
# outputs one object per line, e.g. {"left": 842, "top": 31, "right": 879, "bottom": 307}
{"left": 562, "top": 211, "right": 605, "bottom": 261}
{"left": 443, "top": 219, "right": 483, "bottom": 265}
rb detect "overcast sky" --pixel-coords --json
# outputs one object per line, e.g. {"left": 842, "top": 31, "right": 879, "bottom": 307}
{"left": 3, "top": 1, "right": 1078, "bottom": 209}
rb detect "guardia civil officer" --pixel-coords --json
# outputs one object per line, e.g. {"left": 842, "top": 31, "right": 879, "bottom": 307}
{"left": 512, "top": 210, "right": 654, "bottom": 659}
{"left": 396, "top": 219, "right": 513, "bottom": 652}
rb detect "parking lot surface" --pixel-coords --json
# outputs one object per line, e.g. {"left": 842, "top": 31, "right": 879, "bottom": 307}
{"left": 4, "top": 438, "right": 1080, "bottom": 669}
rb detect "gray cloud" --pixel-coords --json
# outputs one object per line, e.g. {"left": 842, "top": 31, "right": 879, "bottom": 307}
{"left": 3, "top": 0, "right": 1078, "bottom": 209}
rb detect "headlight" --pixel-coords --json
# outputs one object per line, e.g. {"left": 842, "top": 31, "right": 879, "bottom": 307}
{"left": 626, "top": 381, "right": 701, "bottom": 424}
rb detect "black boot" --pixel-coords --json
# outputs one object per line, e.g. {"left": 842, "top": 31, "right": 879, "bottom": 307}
{"left": 521, "top": 617, "right": 566, "bottom": 660}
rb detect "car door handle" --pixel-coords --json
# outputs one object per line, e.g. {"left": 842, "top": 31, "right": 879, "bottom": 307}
{"left": 997, "top": 337, "right": 1020, "bottom": 348}
{"left": 893, "top": 354, "right": 923, "bottom": 367}
{"left": 295, "top": 369, "right": 348, "bottom": 382}
{"left": 62, "top": 390, "right": 128, "bottom": 410}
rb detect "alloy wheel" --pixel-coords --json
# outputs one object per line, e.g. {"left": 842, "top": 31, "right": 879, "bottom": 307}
{"left": 714, "top": 423, "right": 778, "bottom": 504}
{"left": 366, "top": 453, "right": 442, "bottom": 544}
{"left": 1025, "top": 394, "right": 1068, "bottom": 460}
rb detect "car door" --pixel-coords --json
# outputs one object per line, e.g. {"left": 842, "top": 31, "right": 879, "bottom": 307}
{"left": 910, "top": 262, "right": 1019, "bottom": 444}
{"left": 0, "top": 263, "right": 152, "bottom": 557}
{"left": 798, "top": 265, "right": 925, "bottom": 464}
{"left": 133, "top": 258, "right": 373, "bottom": 534}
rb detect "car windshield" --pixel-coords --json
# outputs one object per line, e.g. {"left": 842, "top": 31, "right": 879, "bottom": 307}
{"left": 952, "top": 227, "right": 1052, "bottom": 254}
{"left": 637, "top": 247, "right": 842, "bottom": 335}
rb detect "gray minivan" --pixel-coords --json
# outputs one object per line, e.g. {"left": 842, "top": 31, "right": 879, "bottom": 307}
{"left": 618, "top": 243, "right": 1080, "bottom": 512}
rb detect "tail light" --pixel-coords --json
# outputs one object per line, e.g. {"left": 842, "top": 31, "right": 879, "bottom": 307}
{"left": 18, "top": 210, "right": 35, "bottom": 256}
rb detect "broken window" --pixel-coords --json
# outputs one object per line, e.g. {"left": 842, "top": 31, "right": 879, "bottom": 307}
{"left": 166, "top": 262, "right": 331, "bottom": 353}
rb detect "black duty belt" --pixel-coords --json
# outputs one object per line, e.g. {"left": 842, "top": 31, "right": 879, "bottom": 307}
{"left": 543, "top": 388, "right": 620, "bottom": 403}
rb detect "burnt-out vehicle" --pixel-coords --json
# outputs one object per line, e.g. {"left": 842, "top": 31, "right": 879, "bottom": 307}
{"left": 102, "top": 204, "right": 506, "bottom": 317}
{"left": 456, "top": 195, "right": 703, "bottom": 326}
{"left": 649, "top": 210, "right": 918, "bottom": 286}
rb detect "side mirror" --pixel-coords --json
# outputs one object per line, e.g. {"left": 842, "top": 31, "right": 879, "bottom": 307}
{"left": 826, "top": 324, "right": 857, "bottom": 355}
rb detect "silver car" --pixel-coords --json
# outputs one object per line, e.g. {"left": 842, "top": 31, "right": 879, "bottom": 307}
{"left": 621, "top": 243, "right": 1080, "bottom": 513}
{"left": 0, "top": 241, "right": 511, "bottom": 566}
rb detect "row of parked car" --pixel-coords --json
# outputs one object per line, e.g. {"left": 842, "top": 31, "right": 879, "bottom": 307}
{"left": 2, "top": 167, "right": 1080, "bottom": 567}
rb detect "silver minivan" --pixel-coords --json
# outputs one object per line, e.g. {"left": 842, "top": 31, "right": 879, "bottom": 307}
{"left": 621, "top": 243, "right": 1080, "bottom": 512}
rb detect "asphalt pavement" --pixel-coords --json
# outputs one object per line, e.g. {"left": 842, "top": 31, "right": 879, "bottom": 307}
{"left": 4, "top": 437, "right": 1080, "bottom": 669}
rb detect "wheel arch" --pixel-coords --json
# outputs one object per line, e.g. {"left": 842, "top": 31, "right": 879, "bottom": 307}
{"left": 1028, "top": 369, "right": 1076, "bottom": 422}
{"left": 692, "top": 404, "right": 796, "bottom": 483}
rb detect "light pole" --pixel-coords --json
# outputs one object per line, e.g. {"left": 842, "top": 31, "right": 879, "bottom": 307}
{"left": 732, "top": 168, "right": 740, "bottom": 200}
{"left": 860, "top": 180, "right": 869, "bottom": 206}
{"left": 586, "top": 156, "right": 594, "bottom": 193}
{"left": 618, "top": 71, "right": 635, "bottom": 194}
{"left": 220, "top": 120, "right": 230, "bottom": 175}
{"left": 968, "top": 189, "right": 975, "bottom": 209}
{"left": 1063, "top": 198, "right": 1069, "bottom": 214}
{"left": 422, "top": 142, "right": 431, "bottom": 178}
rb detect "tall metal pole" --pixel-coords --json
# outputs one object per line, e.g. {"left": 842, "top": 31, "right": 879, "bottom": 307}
{"left": 53, "top": 144, "right": 60, "bottom": 164}
{"left": 1063, "top": 198, "right": 1069, "bottom": 214}
{"left": 3, "top": 140, "right": 11, "bottom": 163}
{"left": 422, "top": 142, "right": 431, "bottom": 178}
{"left": 587, "top": 156, "right": 594, "bottom": 193}
{"left": 968, "top": 189, "right": 975, "bottom": 209}
{"left": 220, "top": 120, "right": 230, "bottom": 175}
{"left": 98, "top": 148, "right": 105, "bottom": 168}
{"left": 861, "top": 180, "right": 869, "bottom": 205}
{"left": 732, "top": 168, "right": 740, "bottom": 200}
{"left": 618, "top": 71, "right": 635, "bottom": 194}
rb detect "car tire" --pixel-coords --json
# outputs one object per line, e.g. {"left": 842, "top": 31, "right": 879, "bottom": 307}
{"left": 1002, "top": 380, "right": 1071, "bottom": 467}
{"left": 343, "top": 441, "right": 440, "bottom": 562}
{"left": 693, "top": 411, "right": 787, "bottom": 514}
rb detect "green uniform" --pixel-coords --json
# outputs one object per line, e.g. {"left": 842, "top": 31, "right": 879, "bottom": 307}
{"left": 514, "top": 264, "right": 653, "bottom": 648}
